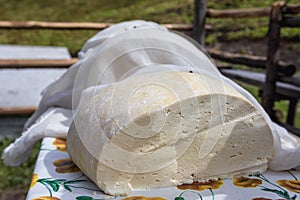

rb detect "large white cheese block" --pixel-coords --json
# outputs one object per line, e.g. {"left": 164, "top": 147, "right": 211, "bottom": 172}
{"left": 67, "top": 71, "right": 273, "bottom": 196}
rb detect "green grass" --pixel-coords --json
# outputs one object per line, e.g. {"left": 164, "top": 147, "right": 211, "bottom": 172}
{"left": 0, "top": 0, "right": 195, "bottom": 55}
{"left": 0, "top": 138, "right": 40, "bottom": 190}
{"left": 0, "top": 0, "right": 299, "bottom": 54}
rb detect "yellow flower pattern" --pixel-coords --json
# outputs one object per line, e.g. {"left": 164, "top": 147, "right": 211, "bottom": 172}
{"left": 122, "top": 196, "right": 166, "bottom": 200}
{"left": 53, "top": 158, "right": 80, "bottom": 174}
{"left": 233, "top": 176, "right": 262, "bottom": 188}
{"left": 52, "top": 138, "right": 67, "bottom": 151}
{"left": 277, "top": 179, "right": 300, "bottom": 193}
{"left": 30, "top": 173, "right": 39, "bottom": 189}
{"left": 177, "top": 179, "right": 223, "bottom": 191}
{"left": 32, "top": 196, "right": 60, "bottom": 200}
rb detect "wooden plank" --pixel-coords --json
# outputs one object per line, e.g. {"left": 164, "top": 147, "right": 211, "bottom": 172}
{"left": 0, "top": 20, "right": 194, "bottom": 31}
{"left": 0, "top": 106, "right": 36, "bottom": 115}
{"left": 0, "top": 44, "right": 71, "bottom": 60}
{"left": 279, "top": 76, "right": 300, "bottom": 87}
{"left": 0, "top": 69, "right": 66, "bottom": 108}
{"left": 208, "top": 49, "right": 296, "bottom": 76}
{"left": 209, "top": 49, "right": 266, "bottom": 66}
{"left": 284, "top": 4, "right": 300, "bottom": 14}
{"left": 282, "top": 16, "right": 300, "bottom": 28}
{"left": 207, "top": 7, "right": 271, "bottom": 18}
{"left": 206, "top": 4, "right": 299, "bottom": 18}
{"left": 221, "top": 69, "right": 265, "bottom": 87}
{"left": 220, "top": 69, "right": 300, "bottom": 98}
{"left": 0, "top": 58, "right": 78, "bottom": 68}
{"left": 0, "top": 21, "right": 113, "bottom": 30}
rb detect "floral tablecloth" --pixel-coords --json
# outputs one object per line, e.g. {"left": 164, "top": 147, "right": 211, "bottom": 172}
{"left": 26, "top": 137, "right": 300, "bottom": 200}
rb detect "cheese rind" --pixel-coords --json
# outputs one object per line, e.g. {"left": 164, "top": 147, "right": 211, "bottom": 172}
{"left": 67, "top": 71, "right": 273, "bottom": 196}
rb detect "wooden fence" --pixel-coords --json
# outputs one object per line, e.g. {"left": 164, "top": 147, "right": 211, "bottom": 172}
{"left": 193, "top": 0, "right": 300, "bottom": 44}
{"left": 0, "top": 1, "right": 300, "bottom": 133}
{"left": 194, "top": 0, "right": 300, "bottom": 134}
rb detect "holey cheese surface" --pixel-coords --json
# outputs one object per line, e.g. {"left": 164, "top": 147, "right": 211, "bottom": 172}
{"left": 67, "top": 71, "right": 273, "bottom": 196}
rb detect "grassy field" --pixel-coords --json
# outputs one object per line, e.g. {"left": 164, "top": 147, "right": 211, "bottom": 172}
{"left": 0, "top": 0, "right": 299, "bottom": 54}
{"left": 0, "top": 138, "right": 40, "bottom": 191}
{"left": 0, "top": 0, "right": 299, "bottom": 194}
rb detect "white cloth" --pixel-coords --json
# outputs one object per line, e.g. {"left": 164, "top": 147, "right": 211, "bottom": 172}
{"left": 2, "top": 108, "right": 72, "bottom": 166}
{"left": 2, "top": 20, "right": 300, "bottom": 171}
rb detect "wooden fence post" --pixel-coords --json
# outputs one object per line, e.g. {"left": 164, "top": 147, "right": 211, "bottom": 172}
{"left": 193, "top": 0, "right": 207, "bottom": 46}
{"left": 262, "top": 1, "right": 285, "bottom": 121}
{"left": 287, "top": 98, "right": 298, "bottom": 125}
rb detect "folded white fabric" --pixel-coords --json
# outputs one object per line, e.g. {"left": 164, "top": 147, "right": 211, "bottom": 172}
{"left": 2, "top": 108, "right": 72, "bottom": 166}
{"left": 2, "top": 20, "right": 300, "bottom": 172}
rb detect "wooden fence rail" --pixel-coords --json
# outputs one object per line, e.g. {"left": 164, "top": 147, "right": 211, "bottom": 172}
{"left": 206, "top": 7, "right": 271, "bottom": 18}
{"left": 0, "top": 106, "right": 36, "bottom": 116}
{"left": 207, "top": 49, "right": 296, "bottom": 76}
{"left": 282, "top": 16, "right": 300, "bottom": 27}
{"left": 206, "top": 4, "right": 300, "bottom": 18}
{"left": 0, "top": 58, "right": 78, "bottom": 68}
{"left": 0, "top": 21, "right": 195, "bottom": 31}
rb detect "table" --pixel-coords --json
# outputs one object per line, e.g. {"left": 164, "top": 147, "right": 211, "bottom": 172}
{"left": 0, "top": 44, "right": 69, "bottom": 108}
{"left": 26, "top": 137, "right": 300, "bottom": 200}
{"left": 0, "top": 44, "right": 68, "bottom": 140}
